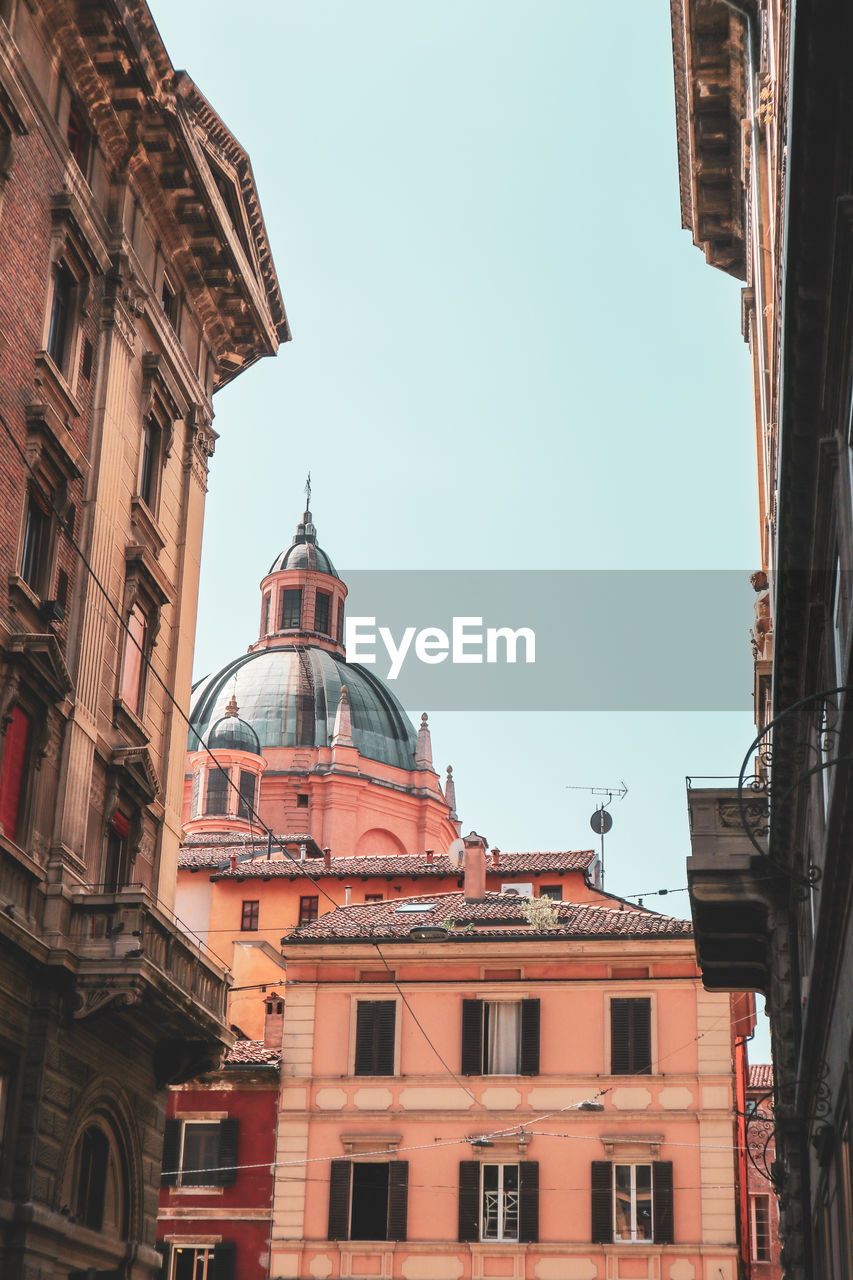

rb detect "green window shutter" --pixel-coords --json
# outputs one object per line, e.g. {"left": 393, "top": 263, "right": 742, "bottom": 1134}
{"left": 653, "top": 1160, "right": 674, "bottom": 1243}
{"left": 217, "top": 1117, "right": 239, "bottom": 1187}
{"left": 591, "top": 1161, "right": 613, "bottom": 1242}
{"left": 461, "top": 999, "right": 483, "bottom": 1075}
{"left": 388, "top": 1161, "right": 409, "bottom": 1240}
{"left": 520, "top": 999, "right": 540, "bottom": 1075}
{"left": 328, "top": 1159, "right": 352, "bottom": 1239}
{"left": 458, "top": 1160, "right": 481, "bottom": 1241}
{"left": 518, "top": 1160, "right": 539, "bottom": 1242}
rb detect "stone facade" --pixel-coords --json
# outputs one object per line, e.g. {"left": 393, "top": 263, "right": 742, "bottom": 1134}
{"left": 0, "top": 2, "right": 286, "bottom": 1276}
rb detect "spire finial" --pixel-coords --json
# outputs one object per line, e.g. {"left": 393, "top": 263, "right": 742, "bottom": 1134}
{"left": 305, "top": 471, "right": 311, "bottom": 515}
{"left": 445, "top": 764, "right": 458, "bottom": 820}
{"left": 225, "top": 693, "right": 239, "bottom": 717}
{"left": 415, "top": 711, "right": 433, "bottom": 768}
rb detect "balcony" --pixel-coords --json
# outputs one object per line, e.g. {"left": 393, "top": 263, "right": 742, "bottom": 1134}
{"left": 67, "top": 884, "right": 232, "bottom": 1084}
{"left": 685, "top": 783, "right": 774, "bottom": 993}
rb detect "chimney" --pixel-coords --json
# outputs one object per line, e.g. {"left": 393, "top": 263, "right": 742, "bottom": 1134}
{"left": 426, "top": 849, "right": 434, "bottom": 863}
{"left": 324, "top": 847, "right": 331, "bottom": 869}
{"left": 463, "top": 832, "right": 488, "bottom": 901}
{"left": 345, "top": 885, "right": 352, "bottom": 905}
{"left": 491, "top": 847, "right": 500, "bottom": 870}
{"left": 229, "top": 851, "right": 237, "bottom": 872}
{"left": 263, "top": 993, "right": 284, "bottom": 1049}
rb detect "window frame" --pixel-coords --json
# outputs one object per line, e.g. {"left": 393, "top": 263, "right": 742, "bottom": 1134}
{"left": 298, "top": 895, "right": 319, "bottom": 925}
{"left": 240, "top": 900, "right": 259, "bottom": 932}
{"left": 613, "top": 1161, "right": 653, "bottom": 1243}
{"left": 118, "top": 600, "right": 148, "bottom": 717}
{"left": 280, "top": 588, "right": 303, "bottom": 630}
{"left": 205, "top": 766, "right": 230, "bottom": 817}
{"left": 750, "top": 1192, "right": 771, "bottom": 1262}
{"left": 236, "top": 769, "right": 257, "bottom": 821}
{"left": 608, "top": 995, "right": 654, "bottom": 1075}
{"left": 591, "top": 1159, "right": 673, "bottom": 1244}
{"left": 314, "top": 590, "right": 331, "bottom": 635}
{"left": 161, "top": 1117, "right": 239, "bottom": 1190}
{"left": 461, "top": 998, "right": 540, "bottom": 1076}
{"left": 19, "top": 483, "right": 54, "bottom": 598}
{"left": 327, "top": 1158, "right": 408, "bottom": 1242}
{"left": 480, "top": 1161, "right": 520, "bottom": 1242}
{"left": 352, "top": 998, "right": 398, "bottom": 1076}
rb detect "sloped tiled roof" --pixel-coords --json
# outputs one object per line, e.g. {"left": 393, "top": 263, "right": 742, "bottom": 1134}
{"left": 282, "top": 890, "right": 692, "bottom": 944}
{"left": 749, "top": 1063, "right": 774, "bottom": 1090}
{"left": 224, "top": 1040, "right": 280, "bottom": 1066}
{"left": 179, "top": 845, "right": 597, "bottom": 880}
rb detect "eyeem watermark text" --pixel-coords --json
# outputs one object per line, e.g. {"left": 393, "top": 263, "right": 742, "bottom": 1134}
{"left": 345, "top": 616, "right": 536, "bottom": 680}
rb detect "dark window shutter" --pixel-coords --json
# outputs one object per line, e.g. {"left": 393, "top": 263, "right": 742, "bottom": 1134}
{"left": 328, "top": 1159, "right": 352, "bottom": 1239}
{"left": 217, "top": 1118, "right": 239, "bottom": 1187}
{"left": 154, "top": 1242, "right": 168, "bottom": 1278}
{"left": 518, "top": 1160, "right": 539, "bottom": 1242}
{"left": 161, "top": 1119, "right": 180, "bottom": 1187}
{"left": 610, "top": 999, "right": 630, "bottom": 1074}
{"left": 212, "top": 1240, "right": 235, "bottom": 1280}
{"left": 653, "top": 1160, "right": 674, "bottom": 1243}
{"left": 458, "top": 1160, "right": 481, "bottom": 1241}
{"left": 631, "top": 999, "right": 652, "bottom": 1074}
{"left": 520, "top": 999, "right": 540, "bottom": 1075}
{"left": 355, "top": 1000, "right": 396, "bottom": 1075}
{"left": 591, "top": 1161, "right": 613, "bottom": 1242}
{"left": 388, "top": 1161, "right": 409, "bottom": 1240}
{"left": 461, "top": 999, "right": 483, "bottom": 1075}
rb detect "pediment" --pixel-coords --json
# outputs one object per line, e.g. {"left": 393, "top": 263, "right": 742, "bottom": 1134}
{"left": 7, "top": 632, "right": 73, "bottom": 701}
{"left": 110, "top": 744, "right": 161, "bottom": 805}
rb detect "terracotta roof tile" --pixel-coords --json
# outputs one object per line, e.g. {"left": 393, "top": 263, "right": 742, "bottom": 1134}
{"left": 282, "top": 890, "right": 692, "bottom": 943}
{"left": 224, "top": 1039, "right": 280, "bottom": 1066}
{"left": 749, "top": 1063, "right": 774, "bottom": 1090}
{"left": 179, "top": 845, "right": 597, "bottom": 879}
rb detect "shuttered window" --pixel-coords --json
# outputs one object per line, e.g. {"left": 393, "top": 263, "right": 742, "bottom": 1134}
{"left": 354, "top": 1000, "right": 396, "bottom": 1075}
{"left": 590, "top": 1160, "right": 674, "bottom": 1244}
{"left": 461, "top": 999, "right": 539, "bottom": 1075}
{"left": 327, "top": 1159, "right": 408, "bottom": 1240}
{"left": 458, "top": 1160, "right": 538, "bottom": 1242}
{"left": 610, "top": 997, "right": 652, "bottom": 1074}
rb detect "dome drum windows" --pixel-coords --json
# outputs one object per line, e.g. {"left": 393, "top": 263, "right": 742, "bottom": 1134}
{"left": 185, "top": 734, "right": 266, "bottom": 834}
{"left": 280, "top": 588, "right": 302, "bottom": 630}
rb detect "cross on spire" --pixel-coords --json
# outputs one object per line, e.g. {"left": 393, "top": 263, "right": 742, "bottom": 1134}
{"left": 305, "top": 471, "right": 311, "bottom": 511}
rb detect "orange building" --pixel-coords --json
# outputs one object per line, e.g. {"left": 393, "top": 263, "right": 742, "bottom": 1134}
{"left": 267, "top": 836, "right": 754, "bottom": 1280}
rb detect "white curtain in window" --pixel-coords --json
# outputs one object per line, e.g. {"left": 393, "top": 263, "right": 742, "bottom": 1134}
{"left": 487, "top": 1002, "right": 521, "bottom": 1073}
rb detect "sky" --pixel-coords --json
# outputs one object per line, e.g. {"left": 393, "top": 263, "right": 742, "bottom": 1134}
{"left": 150, "top": 2, "right": 769, "bottom": 1056}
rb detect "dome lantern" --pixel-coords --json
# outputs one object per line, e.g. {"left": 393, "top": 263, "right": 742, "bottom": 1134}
{"left": 253, "top": 502, "right": 347, "bottom": 655}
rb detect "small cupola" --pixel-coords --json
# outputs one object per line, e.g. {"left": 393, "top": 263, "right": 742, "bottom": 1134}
{"left": 185, "top": 693, "right": 268, "bottom": 833}
{"left": 251, "top": 496, "right": 348, "bottom": 657}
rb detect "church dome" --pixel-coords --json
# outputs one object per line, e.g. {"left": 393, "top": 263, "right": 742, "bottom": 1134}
{"left": 207, "top": 702, "right": 262, "bottom": 756}
{"left": 189, "top": 646, "right": 417, "bottom": 770}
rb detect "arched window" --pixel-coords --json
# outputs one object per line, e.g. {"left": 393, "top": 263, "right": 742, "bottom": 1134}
{"left": 66, "top": 1119, "right": 129, "bottom": 1239}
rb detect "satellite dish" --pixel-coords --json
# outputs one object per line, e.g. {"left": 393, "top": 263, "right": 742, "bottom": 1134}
{"left": 448, "top": 838, "right": 465, "bottom": 867}
{"left": 590, "top": 808, "right": 613, "bottom": 836}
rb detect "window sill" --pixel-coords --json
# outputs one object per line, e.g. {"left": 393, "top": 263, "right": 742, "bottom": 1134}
{"left": 131, "top": 495, "right": 166, "bottom": 558}
{"left": 34, "top": 350, "right": 83, "bottom": 419}
{"left": 168, "top": 1185, "right": 225, "bottom": 1197}
{"left": 0, "top": 830, "right": 47, "bottom": 883}
{"left": 113, "top": 697, "right": 150, "bottom": 746}
{"left": 8, "top": 572, "right": 43, "bottom": 613}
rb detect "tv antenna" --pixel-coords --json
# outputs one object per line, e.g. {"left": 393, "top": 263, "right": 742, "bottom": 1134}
{"left": 565, "top": 782, "right": 628, "bottom": 891}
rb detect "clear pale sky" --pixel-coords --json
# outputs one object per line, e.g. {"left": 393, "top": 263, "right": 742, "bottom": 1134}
{"left": 150, "top": 3, "right": 769, "bottom": 1053}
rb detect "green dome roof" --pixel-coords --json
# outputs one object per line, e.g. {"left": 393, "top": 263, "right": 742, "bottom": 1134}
{"left": 207, "top": 713, "right": 261, "bottom": 756}
{"left": 189, "top": 647, "right": 417, "bottom": 769}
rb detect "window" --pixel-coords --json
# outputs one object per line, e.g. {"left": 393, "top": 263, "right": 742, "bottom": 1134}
{"left": 461, "top": 999, "right": 540, "bottom": 1075}
{"left": 236, "top": 770, "right": 256, "bottom": 820}
{"left": 47, "top": 261, "right": 76, "bottom": 371}
{"left": 280, "top": 588, "right": 302, "bottom": 629}
{"left": 354, "top": 1000, "right": 396, "bottom": 1075}
{"left": 296, "top": 792, "right": 309, "bottom": 808}
{"left": 751, "top": 1194, "right": 771, "bottom": 1262}
{"left": 161, "top": 275, "right": 178, "bottom": 327}
{"left": 119, "top": 602, "right": 148, "bottom": 715}
{"left": 314, "top": 591, "right": 331, "bottom": 634}
{"left": 205, "top": 767, "right": 229, "bottom": 816}
{"left": 103, "top": 812, "right": 130, "bottom": 893}
{"left": 458, "top": 1160, "right": 538, "bottom": 1243}
{"left": 161, "top": 1118, "right": 238, "bottom": 1189}
{"left": 327, "top": 1159, "right": 408, "bottom": 1241}
{"left": 610, "top": 997, "right": 652, "bottom": 1074}
{"left": 169, "top": 1242, "right": 235, "bottom": 1280}
{"left": 299, "top": 895, "right": 319, "bottom": 924}
{"left": 263, "top": 593, "right": 271, "bottom": 635}
{"left": 0, "top": 705, "right": 31, "bottom": 844}
{"left": 365, "top": 893, "right": 383, "bottom": 903}
{"left": 241, "top": 900, "right": 259, "bottom": 932}
{"left": 20, "top": 486, "right": 51, "bottom": 594}
{"left": 191, "top": 770, "right": 201, "bottom": 817}
{"left": 74, "top": 1125, "right": 110, "bottom": 1230}
{"left": 591, "top": 1160, "right": 673, "bottom": 1244}
{"left": 746, "top": 1098, "right": 758, "bottom": 1117}
{"left": 540, "top": 885, "right": 562, "bottom": 900}
{"left": 138, "top": 415, "right": 160, "bottom": 510}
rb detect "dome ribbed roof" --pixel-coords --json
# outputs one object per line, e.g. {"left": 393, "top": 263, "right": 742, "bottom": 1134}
{"left": 189, "top": 647, "right": 416, "bottom": 769}
{"left": 268, "top": 541, "right": 338, "bottom": 577}
{"left": 207, "top": 713, "right": 261, "bottom": 756}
